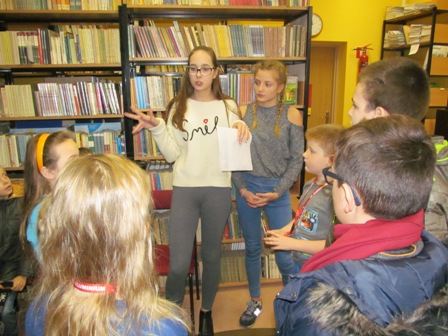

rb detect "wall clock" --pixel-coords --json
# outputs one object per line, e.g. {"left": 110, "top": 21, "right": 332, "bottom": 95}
{"left": 311, "top": 13, "right": 323, "bottom": 37}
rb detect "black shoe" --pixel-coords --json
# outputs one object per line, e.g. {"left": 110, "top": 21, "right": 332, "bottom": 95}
{"left": 198, "top": 310, "right": 214, "bottom": 336}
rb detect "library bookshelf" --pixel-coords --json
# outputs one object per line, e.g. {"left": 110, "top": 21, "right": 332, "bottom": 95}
{"left": 381, "top": 3, "right": 448, "bottom": 132}
{"left": 0, "top": 1, "right": 312, "bottom": 287}
{"left": 0, "top": 5, "right": 125, "bottom": 171}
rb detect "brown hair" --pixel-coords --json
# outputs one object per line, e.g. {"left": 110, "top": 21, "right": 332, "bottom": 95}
{"left": 20, "top": 130, "right": 76, "bottom": 243}
{"left": 358, "top": 58, "right": 429, "bottom": 121}
{"left": 305, "top": 124, "right": 345, "bottom": 156}
{"left": 251, "top": 60, "right": 287, "bottom": 136}
{"left": 334, "top": 115, "right": 435, "bottom": 219}
{"left": 33, "top": 154, "right": 189, "bottom": 335}
{"left": 167, "top": 46, "right": 239, "bottom": 131}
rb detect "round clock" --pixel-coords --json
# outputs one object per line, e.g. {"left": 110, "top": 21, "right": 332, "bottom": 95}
{"left": 311, "top": 13, "right": 323, "bottom": 37}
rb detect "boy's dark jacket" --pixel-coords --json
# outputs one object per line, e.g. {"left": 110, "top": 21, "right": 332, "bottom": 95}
{"left": 0, "top": 197, "right": 31, "bottom": 281}
{"left": 275, "top": 231, "right": 448, "bottom": 335}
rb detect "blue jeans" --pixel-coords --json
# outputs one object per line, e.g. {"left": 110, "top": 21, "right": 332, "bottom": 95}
{"left": 0, "top": 290, "right": 18, "bottom": 336}
{"left": 236, "top": 173, "right": 295, "bottom": 298}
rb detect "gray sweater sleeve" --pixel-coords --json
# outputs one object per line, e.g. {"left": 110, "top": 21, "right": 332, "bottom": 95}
{"left": 274, "top": 124, "right": 304, "bottom": 196}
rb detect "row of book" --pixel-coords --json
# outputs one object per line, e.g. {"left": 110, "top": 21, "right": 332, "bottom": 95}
{"left": 384, "top": 24, "right": 431, "bottom": 48}
{"left": 131, "top": 75, "right": 182, "bottom": 110}
{"left": 130, "top": 72, "right": 299, "bottom": 110}
{"left": 129, "top": 21, "right": 307, "bottom": 59}
{"left": 0, "top": 78, "right": 123, "bottom": 118}
{"left": 385, "top": 4, "right": 435, "bottom": 20}
{"left": 219, "top": 248, "right": 281, "bottom": 283}
{"left": 0, "top": 25, "right": 120, "bottom": 66}
{"left": 152, "top": 210, "right": 170, "bottom": 245}
{"left": 0, "top": 0, "right": 120, "bottom": 10}
{"left": 133, "top": 129, "right": 161, "bottom": 158}
{"left": 0, "top": 129, "right": 125, "bottom": 168}
{"left": 223, "top": 205, "right": 243, "bottom": 240}
{"left": 127, "top": 0, "right": 309, "bottom": 6}
{"left": 148, "top": 171, "right": 174, "bottom": 190}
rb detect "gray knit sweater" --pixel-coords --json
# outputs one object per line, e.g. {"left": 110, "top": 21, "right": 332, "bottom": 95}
{"left": 232, "top": 103, "right": 304, "bottom": 196}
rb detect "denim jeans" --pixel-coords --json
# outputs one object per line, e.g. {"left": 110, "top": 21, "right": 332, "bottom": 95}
{"left": 0, "top": 290, "right": 18, "bottom": 336}
{"left": 236, "top": 173, "right": 296, "bottom": 298}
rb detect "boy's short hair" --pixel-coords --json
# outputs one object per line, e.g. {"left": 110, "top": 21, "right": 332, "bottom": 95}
{"left": 305, "top": 124, "right": 345, "bottom": 156}
{"left": 334, "top": 115, "right": 435, "bottom": 219}
{"left": 358, "top": 58, "right": 429, "bottom": 121}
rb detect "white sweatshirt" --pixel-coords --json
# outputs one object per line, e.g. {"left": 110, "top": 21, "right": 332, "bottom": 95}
{"left": 150, "top": 98, "right": 242, "bottom": 188}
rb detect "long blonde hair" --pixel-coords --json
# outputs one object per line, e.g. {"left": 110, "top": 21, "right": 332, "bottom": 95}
{"left": 32, "top": 154, "right": 190, "bottom": 335}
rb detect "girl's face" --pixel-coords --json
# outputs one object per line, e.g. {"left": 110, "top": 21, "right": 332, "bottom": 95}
{"left": 45, "top": 139, "right": 79, "bottom": 187}
{"left": 0, "top": 167, "right": 12, "bottom": 199}
{"left": 188, "top": 50, "right": 218, "bottom": 96}
{"left": 254, "top": 69, "right": 285, "bottom": 107}
{"left": 302, "top": 140, "right": 332, "bottom": 178}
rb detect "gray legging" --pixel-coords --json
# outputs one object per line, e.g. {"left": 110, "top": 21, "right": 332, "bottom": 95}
{"left": 165, "top": 186, "right": 232, "bottom": 310}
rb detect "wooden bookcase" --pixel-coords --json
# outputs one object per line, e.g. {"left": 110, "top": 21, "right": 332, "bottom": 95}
{"left": 381, "top": 4, "right": 448, "bottom": 132}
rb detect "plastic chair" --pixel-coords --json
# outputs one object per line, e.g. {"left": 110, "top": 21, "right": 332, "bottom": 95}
{"left": 155, "top": 241, "right": 200, "bottom": 326}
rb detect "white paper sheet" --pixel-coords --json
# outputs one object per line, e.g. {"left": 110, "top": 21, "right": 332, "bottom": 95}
{"left": 217, "top": 126, "right": 253, "bottom": 171}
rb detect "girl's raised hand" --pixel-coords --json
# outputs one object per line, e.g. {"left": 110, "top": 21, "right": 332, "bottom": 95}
{"left": 124, "top": 106, "right": 160, "bottom": 134}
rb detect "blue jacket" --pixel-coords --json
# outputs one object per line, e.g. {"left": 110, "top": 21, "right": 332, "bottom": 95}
{"left": 275, "top": 231, "right": 448, "bottom": 335}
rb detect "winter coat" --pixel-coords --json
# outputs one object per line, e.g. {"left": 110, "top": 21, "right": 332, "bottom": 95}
{"left": 275, "top": 231, "right": 448, "bottom": 335}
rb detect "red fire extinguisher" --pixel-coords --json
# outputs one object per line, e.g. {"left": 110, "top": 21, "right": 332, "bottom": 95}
{"left": 354, "top": 44, "right": 373, "bottom": 73}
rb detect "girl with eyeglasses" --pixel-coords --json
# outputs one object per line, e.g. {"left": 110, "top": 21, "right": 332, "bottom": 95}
{"left": 125, "top": 46, "right": 250, "bottom": 336}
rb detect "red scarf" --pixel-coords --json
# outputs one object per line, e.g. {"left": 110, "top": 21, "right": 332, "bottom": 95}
{"left": 300, "top": 210, "right": 424, "bottom": 273}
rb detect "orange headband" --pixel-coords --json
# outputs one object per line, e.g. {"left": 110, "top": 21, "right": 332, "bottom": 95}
{"left": 36, "top": 133, "right": 50, "bottom": 174}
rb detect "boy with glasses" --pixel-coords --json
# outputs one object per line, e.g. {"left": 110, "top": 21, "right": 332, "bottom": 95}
{"left": 349, "top": 57, "right": 448, "bottom": 242}
{"left": 274, "top": 115, "right": 448, "bottom": 335}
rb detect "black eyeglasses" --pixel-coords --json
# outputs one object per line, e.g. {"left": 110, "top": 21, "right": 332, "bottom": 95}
{"left": 186, "top": 66, "right": 215, "bottom": 76}
{"left": 322, "top": 167, "right": 362, "bottom": 206}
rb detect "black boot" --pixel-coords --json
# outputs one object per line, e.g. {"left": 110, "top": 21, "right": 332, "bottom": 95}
{"left": 198, "top": 310, "right": 214, "bottom": 336}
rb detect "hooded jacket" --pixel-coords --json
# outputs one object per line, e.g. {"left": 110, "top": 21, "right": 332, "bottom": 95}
{"left": 275, "top": 231, "right": 448, "bottom": 335}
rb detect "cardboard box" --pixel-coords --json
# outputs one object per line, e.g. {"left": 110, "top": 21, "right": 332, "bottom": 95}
{"left": 430, "top": 87, "right": 448, "bottom": 107}
{"left": 435, "top": 24, "right": 448, "bottom": 43}
{"left": 431, "top": 56, "right": 448, "bottom": 75}
{"left": 427, "top": 0, "right": 448, "bottom": 10}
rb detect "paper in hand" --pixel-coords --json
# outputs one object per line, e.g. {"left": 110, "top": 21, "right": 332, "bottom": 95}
{"left": 217, "top": 126, "right": 253, "bottom": 171}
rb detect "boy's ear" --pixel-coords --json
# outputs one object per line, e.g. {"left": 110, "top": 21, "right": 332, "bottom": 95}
{"left": 327, "top": 154, "right": 334, "bottom": 166}
{"left": 375, "top": 106, "right": 390, "bottom": 117}
{"left": 341, "top": 183, "right": 357, "bottom": 214}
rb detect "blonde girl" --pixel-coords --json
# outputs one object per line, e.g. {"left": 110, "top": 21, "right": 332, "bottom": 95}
{"left": 20, "top": 131, "right": 79, "bottom": 256}
{"left": 125, "top": 46, "right": 250, "bottom": 336}
{"left": 232, "top": 60, "right": 304, "bottom": 328}
{"left": 25, "top": 154, "right": 190, "bottom": 335}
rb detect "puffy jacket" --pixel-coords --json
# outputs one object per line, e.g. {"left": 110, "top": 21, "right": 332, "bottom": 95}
{"left": 275, "top": 231, "right": 448, "bottom": 335}
{"left": 0, "top": 196, "right": 31, "bottom": 281}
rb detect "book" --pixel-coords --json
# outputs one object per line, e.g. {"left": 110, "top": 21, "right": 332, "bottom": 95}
{"left": 284, "top": 75, "right": 299, "bottom": 105}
